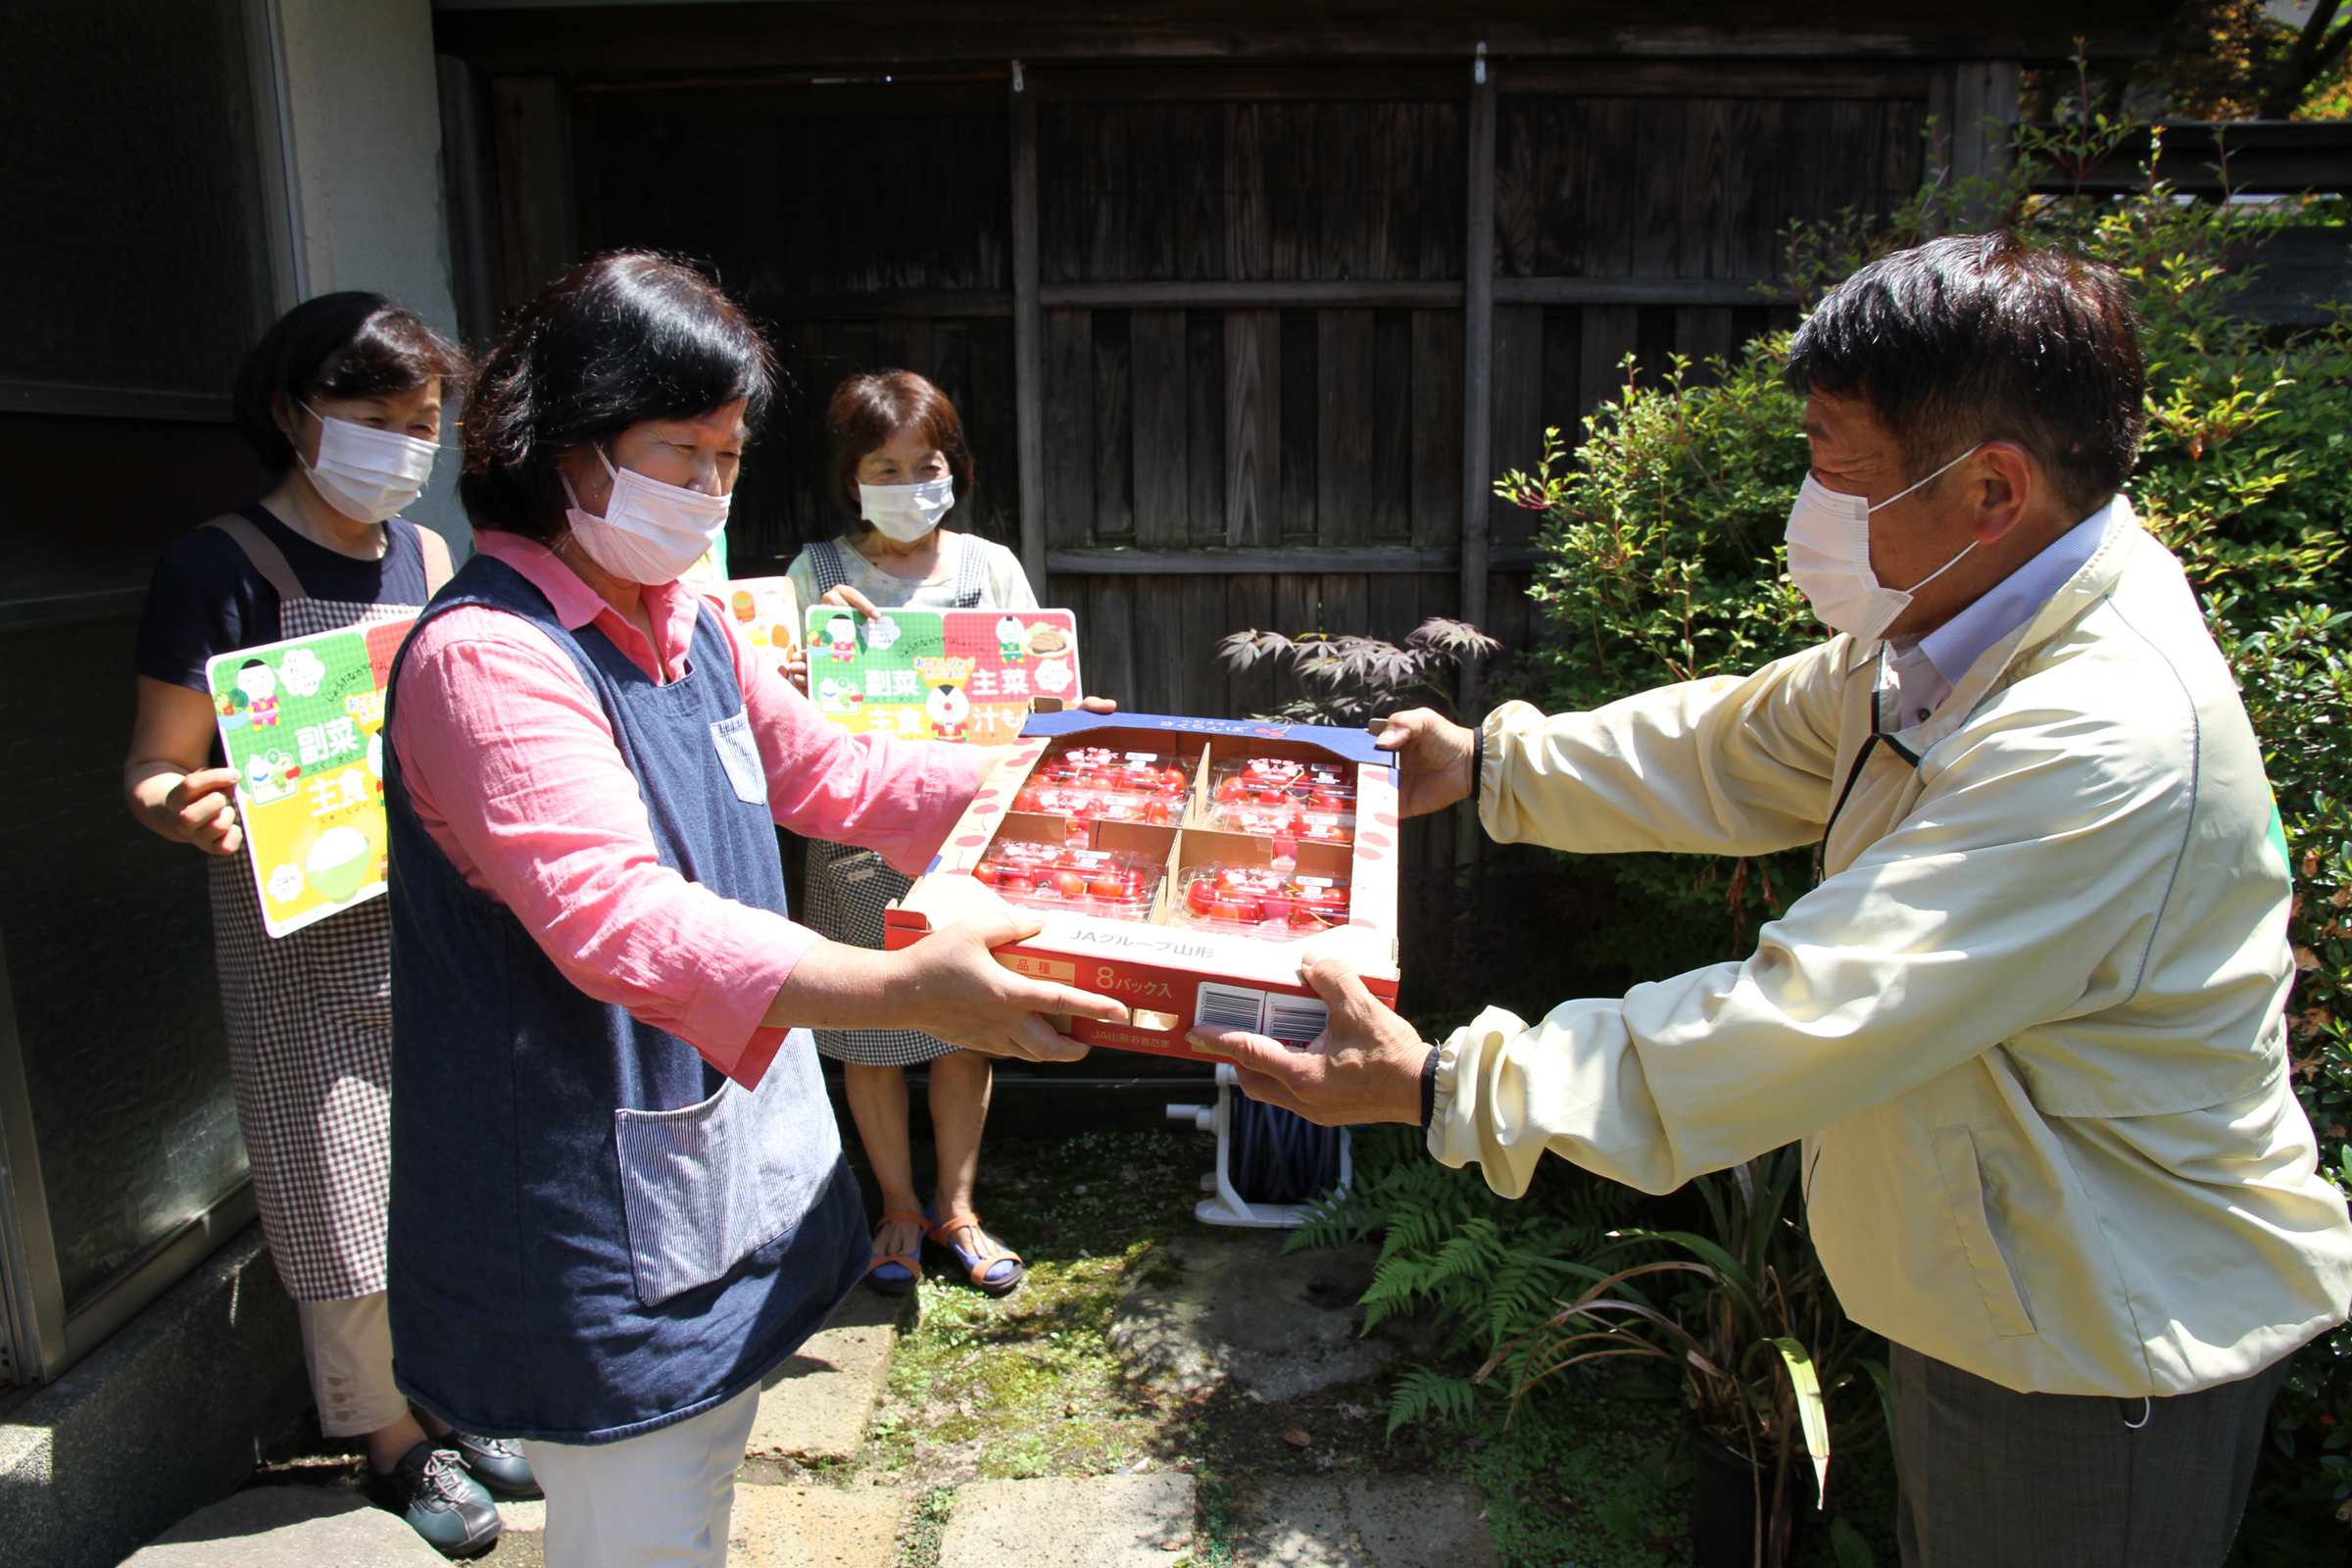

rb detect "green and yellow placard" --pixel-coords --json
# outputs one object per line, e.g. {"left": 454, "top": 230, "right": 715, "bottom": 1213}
{"left": 803, "top": 606, "right": 1079, "bottom": 744}
{"left": 206, "top": 619, "right": 413, "bottom": 938}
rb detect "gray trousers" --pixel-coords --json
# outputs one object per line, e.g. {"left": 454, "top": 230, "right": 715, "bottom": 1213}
{"left": 1893, "top": 1344, "right": 2292, "bottom": 1567}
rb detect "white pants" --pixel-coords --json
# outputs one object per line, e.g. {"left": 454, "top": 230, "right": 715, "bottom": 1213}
{"left": 521, "top": 1385, "right": 761, "bottom": 1568}
{"left": 295, "top": 1293, "right": 409, "bottom": 1439}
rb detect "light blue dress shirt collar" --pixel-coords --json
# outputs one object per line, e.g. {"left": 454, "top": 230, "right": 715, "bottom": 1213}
{"left": 1885, "top": 497, "right": 2119, "bottom": 727}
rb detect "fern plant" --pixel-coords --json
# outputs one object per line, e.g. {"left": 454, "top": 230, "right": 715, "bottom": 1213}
{"left": 1288, "top": 1125, "right": 1646, "bottom": 1435}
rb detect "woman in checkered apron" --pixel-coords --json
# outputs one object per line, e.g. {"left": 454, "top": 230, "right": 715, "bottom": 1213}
{"left": 785, "top": 370, "right": 1058, "bottom": 1299}
{"left": 124, "top": 296, "right": 523, "bottom": 1556}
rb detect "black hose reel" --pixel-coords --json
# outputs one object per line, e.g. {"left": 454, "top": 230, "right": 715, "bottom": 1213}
{"left": 1166, "top": 1064, "right": 1353, "bottom": 1227}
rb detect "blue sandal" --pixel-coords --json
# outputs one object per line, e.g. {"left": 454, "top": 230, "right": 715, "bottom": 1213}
{"left": 927, "top": 1208, "right": 1025, "bottom": 1298}
{"left": 864, "top": 1208, "right": 926, "bottom": 1296}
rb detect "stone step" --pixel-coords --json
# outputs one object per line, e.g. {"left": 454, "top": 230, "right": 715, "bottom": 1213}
{"left": 1108, "top": 1235, "right": 1404, "bottom": 1401}
{"left": 746, "top": 1288, "right": 907, "bottom": 1462}
{"left": 728, "top": 1484, "right": 906, "bottom": 1568}
{"left": 1233, "top": 1477, "right": 1500, "bottom": 1567}
{"left": 118, "top": 1486, "right": 441, "bottom": 1568}
{"left": 937, "top": 1474, "right": 1196, "bottom": 1568}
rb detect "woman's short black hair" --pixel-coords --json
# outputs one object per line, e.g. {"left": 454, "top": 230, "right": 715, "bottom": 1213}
{"left": 233, "top": 293, "right": 466, "bottom": 474}
{"left": 1784, "top": 232, "right": 2146, "bottom": 518}
{"left": 460, "top": 252, "right": 778, "bottom": 541}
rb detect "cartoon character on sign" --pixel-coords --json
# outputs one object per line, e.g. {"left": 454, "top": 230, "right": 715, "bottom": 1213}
{"left": 914, "top": 656, "right": 976, "bottom": 741}
{"left": 817, "top": 612, "right": 859, "bottom": 663}
{"left": 996, "top": 613, "right": 1028, "bottom": 662}
{"left": 236, "top": 660, "right": 281, "bottom": 726}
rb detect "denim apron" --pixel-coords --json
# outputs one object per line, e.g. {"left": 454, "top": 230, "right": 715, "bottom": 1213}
{"left": 381, "top": 554, "right": 863, "bottom": 1444}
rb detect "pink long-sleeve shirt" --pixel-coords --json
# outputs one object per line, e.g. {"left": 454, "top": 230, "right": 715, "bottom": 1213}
{"left": 388, "top": 529, "right": 983, "bottom": 1088}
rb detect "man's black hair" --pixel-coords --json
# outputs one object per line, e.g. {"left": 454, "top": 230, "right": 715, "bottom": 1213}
{"left": 460, "top": 252, "right": 777, "bottom": 541}
{"left": 1784, "top": 232, "right": 2146, "bottom": 517}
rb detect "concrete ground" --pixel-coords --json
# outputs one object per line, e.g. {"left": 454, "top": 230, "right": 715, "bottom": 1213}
{"left": 114, "top": 1148, "right": 1504, "bottom": 1567}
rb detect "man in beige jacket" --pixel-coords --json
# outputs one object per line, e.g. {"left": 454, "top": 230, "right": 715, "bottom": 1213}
{"left": 1190, "top": 234, "right": 2352, "bottom": 1564}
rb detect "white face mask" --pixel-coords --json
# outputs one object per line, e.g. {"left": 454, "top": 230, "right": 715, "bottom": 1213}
{"left": 563, "top": 442, "right": 732, "bottom": 585}
{"left": 298, "top": 404, "right": 438, "bottom": 525}
{"left": 858, "top": 477, "right": 956, "bottom": 543}
{"left": 1783, "top": 446, "right": 1980, "bottom": 642}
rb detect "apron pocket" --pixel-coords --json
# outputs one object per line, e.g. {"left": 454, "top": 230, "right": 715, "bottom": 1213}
{"left": 612, "top": 1032, "right": 836, "bottom": 1306}
{"left": 1932, "top": 1127, "right": 2037, "bottom": 1338}
{"left": 710, "top": 709, "right": 768, "bottom": 806}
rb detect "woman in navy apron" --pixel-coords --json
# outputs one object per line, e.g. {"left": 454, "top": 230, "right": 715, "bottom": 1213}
{"left": 125, "top": 294, "right": 519, "bottom": 1556}
{"left": 382, "top": 253, "right": 1118, "bottom": 1568}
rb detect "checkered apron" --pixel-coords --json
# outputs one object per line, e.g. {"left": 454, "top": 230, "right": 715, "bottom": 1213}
{"left": 204, "top": 514, "right": 447, "bottom": 1300}
{"left": 802, "top": 534, "right": 987, "bottom": 1067}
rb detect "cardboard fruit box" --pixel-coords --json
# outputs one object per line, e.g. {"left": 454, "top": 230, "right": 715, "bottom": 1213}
{"left": 882, "top": 710, "right": 1402, "bottom": 1060}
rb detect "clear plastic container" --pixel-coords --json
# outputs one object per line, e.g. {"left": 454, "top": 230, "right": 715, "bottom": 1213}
{"left": 1206, "top": 757, "right": 1356, "bottom": 830}
{"left": 1031, "top": 745, "right": 1196, "bottom": 798}
{"left": 1014, "top": 743, "right": 1195, "bottom": 834}
{"left": 1208, "top": 805, "right": 1354, "bottom": 846}
{"left": 970, "top": 842, "right": 1163, "bottom": 919}
{"left": 1010, "top": 785, "right": 1182, "bottom": 828}
{"left": 1174, "top": 864, "right": 1351, "bottom": 940}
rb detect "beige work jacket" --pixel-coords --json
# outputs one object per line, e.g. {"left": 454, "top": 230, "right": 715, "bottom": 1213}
{"left": 1431, "top": 504, "right": 2352, "bottom": 1396}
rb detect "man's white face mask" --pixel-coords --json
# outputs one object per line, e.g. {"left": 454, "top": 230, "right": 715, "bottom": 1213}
{"left": 1784, "top": 445, "right": 1980, "bottom": 642}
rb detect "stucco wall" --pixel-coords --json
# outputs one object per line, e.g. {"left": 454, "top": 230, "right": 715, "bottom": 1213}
{"left": 269, "top": 0, "right": 468, "bottom": 549}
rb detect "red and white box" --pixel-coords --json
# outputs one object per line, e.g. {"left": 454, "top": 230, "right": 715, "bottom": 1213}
{"left": 883, "top": 710, "right": 1402, "bottom": 1060}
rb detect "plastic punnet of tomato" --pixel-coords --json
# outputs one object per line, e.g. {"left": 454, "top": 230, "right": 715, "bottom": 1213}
{"left": 971, "top": 843, "right": 1161, "bottom": 917}
{"left": 1174, "top": 865, "right": 1351, "bottom": 939}
{"left": 1210, "top": 804, "right": 1354, "bottom": 844}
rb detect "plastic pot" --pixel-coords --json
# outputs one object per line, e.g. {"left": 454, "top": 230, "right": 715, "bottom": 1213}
{"left": 1687, "top": 1425, "right": 1792, "bottom": 1568}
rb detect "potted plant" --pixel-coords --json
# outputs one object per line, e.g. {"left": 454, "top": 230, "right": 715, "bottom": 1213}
{"left": 1475, "top": 1144, "right": 1892, "bottom": 1568}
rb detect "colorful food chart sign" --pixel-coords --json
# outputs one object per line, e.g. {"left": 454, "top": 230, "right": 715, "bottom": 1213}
{"left": 207, "top": 619, "right": 412, "bottom": 938}
{"left": 803, "top": 606, "right": 1080, "bottom": 745}
{"left": 717, "top": 575, "right": 801, "bottom": 686}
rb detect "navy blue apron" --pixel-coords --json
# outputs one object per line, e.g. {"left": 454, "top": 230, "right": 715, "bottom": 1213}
{"left": 381, "top": 554, "right": 863, "bottom": 1444}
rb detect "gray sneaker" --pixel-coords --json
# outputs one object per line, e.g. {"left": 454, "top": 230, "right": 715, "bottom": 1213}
{"left": 378, "top": 1440, "right": 502, "bottom": 1557}
{"left": 445, "top": 1428, "right": 541, "bottom": 1497}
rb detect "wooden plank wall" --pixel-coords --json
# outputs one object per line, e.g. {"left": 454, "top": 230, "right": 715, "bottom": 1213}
{"left": 573, "top": 86, "right": 1018, "bottom": 564}
{"left": 559, "top": 70, "right": 1927, "bottom": 724}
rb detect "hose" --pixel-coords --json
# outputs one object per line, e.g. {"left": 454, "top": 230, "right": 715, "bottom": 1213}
{"left": 1227, "top": 1093, "right": 1347, "bottom": 1205}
